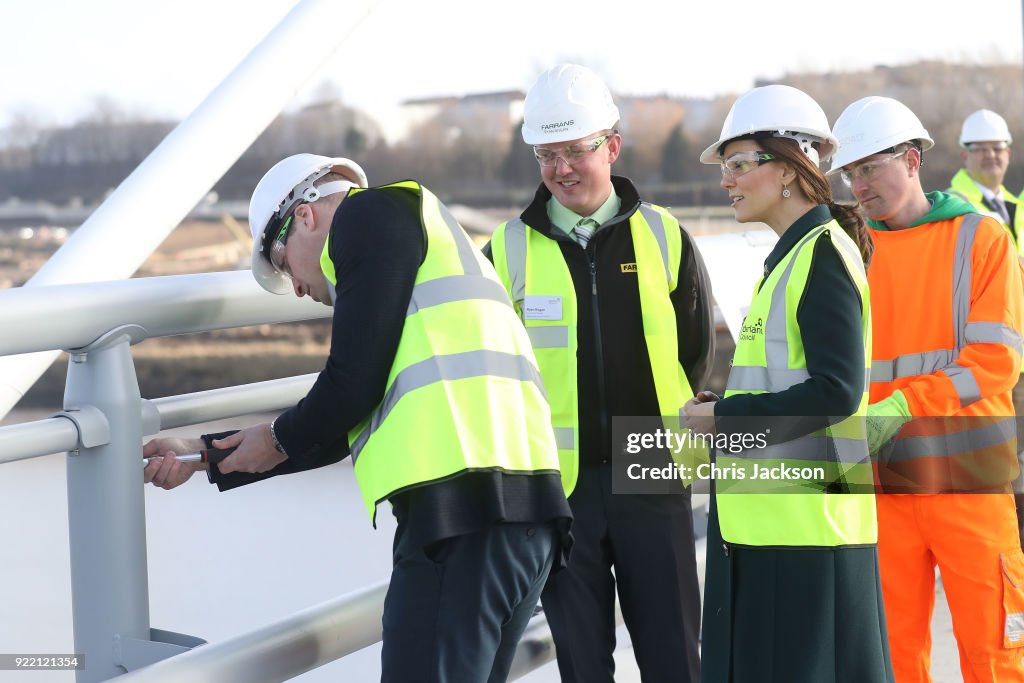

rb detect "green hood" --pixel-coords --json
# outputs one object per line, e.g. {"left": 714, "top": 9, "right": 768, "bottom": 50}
{"left": 867, "top": 191, "right": 975, "bottom": 231}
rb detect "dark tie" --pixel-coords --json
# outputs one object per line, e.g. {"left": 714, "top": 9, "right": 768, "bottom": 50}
{"left": 991, "top": 196, "right": 1011, "bottom": 225}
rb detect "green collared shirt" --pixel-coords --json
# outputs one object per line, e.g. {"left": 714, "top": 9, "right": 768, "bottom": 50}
{"left": 546, "top": 188, "right": 622, "bottom": 237}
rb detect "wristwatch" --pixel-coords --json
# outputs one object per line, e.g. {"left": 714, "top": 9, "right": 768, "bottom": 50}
{"left": 269, "top": 418, "right": 288, "bottom": 456}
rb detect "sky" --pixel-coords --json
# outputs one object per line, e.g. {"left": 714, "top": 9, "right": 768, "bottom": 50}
{"left": 1, "top": 0, "right": 1022, "bottom": 130}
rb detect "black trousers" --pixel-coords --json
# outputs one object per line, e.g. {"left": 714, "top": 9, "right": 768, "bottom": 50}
{"left": 541, "top": 463, "right": 701, "bottom": 682}
{"left": 381, "top": 521, "right": 556, "bottom": 683}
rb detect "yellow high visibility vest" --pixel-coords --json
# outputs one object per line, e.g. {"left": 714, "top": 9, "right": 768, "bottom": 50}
{"left": 717, "top": 221, "right": 877, "bottom": 547}
{"left": 490, "top": 202, "right": 694, "bottom": 494}
{"left": 322, "top": 181, "right": 562, "bottom": 521}
{"left": 948, "top": 169, "right": 1024, "bottom": 259}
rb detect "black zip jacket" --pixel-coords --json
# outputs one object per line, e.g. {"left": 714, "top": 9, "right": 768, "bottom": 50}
{"left": 484, "top": 176, "right": 716, "bottom": 465}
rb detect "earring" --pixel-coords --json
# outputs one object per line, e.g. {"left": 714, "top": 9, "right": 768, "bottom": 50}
{"left": 782, "top": 185, "right": 791, "bottom": 198}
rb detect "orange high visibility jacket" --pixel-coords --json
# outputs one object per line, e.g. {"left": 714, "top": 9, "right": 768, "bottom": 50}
{"left": 869, "top": 205, "right": 1024, "bottom": 492}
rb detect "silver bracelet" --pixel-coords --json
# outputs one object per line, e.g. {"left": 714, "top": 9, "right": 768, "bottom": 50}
{"left": 269, "top": 418, "right": 288, "bottom": 456}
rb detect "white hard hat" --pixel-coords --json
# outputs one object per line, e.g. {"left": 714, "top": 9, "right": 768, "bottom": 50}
{"left": 248, "top": 153, "right": 368, "bottom": 294}
{"left": 699, "top": 84, "right": 837, "bottom": 166}
{"left": 521, "top": 64, "right": 620, "bottom": 145}
{"left": 828, "top": 96, "right": 934, "bottom": 174}
{"left": 959, "top": 109, "right": 1012, "bottom": 147}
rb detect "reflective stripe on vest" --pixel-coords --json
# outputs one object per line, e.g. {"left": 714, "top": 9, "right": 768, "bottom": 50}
{"left": 878, "top": 416, "right": 1015, "bottom": 462}
{"left": 327, "top": 181, "right": 561, "bottom": 520}
{"left": 490, "top": 203, "right": 693, "bottom": 494}
{"left": 350, "top": 349, "right": 547, "bottom": 458}
{"left": 718, "top": 222, "right": 877, "bottom": 548}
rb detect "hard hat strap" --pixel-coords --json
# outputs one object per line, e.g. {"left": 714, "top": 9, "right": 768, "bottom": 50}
{"left": 309, "top": 180, "right": 355, "bottom": 201}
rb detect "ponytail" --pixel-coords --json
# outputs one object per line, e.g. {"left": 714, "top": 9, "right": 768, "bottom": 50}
{"left": 827, "top": 202, "right": 873, "bottom": 267}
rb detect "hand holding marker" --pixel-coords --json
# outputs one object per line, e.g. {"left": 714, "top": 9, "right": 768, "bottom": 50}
{"left": 142, "top": 446, "right": 234, "bottom": 467}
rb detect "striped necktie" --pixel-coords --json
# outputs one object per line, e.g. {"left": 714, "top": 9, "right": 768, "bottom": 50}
{"left": 991, "top": 196, "right": 1011, "bottom": 225}
{"left": 574, "top": 218, "right": 598, "bottom": 249}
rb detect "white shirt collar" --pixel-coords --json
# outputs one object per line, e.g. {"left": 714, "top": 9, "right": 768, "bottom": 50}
{"left": 969, "top": 175, "right": 1003, "bottom": 203}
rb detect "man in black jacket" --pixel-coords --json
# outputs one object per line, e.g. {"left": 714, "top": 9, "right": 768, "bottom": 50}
{"left": 143, "top": 154, "right": 572, "bottom": 682}
{"left": 485, "top": 64, "right": 714, "bottom": 682}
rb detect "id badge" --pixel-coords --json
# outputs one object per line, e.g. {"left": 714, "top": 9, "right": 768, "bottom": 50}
{"left": 523, "top": 295, "right": 563, "bottom": 321}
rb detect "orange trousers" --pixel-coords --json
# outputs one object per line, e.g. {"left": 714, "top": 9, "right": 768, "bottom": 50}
{"left": 877, "top": 493, "right": 1024, "bottom": 682}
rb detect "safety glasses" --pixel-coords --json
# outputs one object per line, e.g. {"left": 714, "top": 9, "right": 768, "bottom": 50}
{"left": 264, "top": 209, "right": 298, "bottom": 276}
{"left": 965, "top": 142, "right": 1009, "bottom": 155}
{"left": 719, "top": 151, "right": 776, "bottom": 179}
{"left": 839, "top": 149, "right": 909, "bottom": 187}
{"left": 533, "top": 132, "right": 614, "bottom": 167}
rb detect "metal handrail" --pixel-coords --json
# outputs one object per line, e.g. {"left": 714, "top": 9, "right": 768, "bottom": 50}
{"left": 111, "top": 581, "right": 561, "bottom": 683}
{"left": 0, "top": 372, "right": 319, "bottom": 465}
{"left": 0, "top": 271, "right": 329, "bottom": 357}
{"left": 0, "top": 416, "right": 80, "bottom": 464}
{"left": 114, "top": 582, "right": 389, "bottom": 683}
{"left": 152, "top": 374, "right": 317, "bottom": 432}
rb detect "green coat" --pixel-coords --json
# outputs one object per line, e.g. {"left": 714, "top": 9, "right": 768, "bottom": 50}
{"left": 701, "top": 492, "right": 894, "bottom": 683}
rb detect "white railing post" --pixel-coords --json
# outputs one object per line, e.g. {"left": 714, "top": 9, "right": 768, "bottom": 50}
{"left": 63, "top": 327, "right": 148, "bottom": 682}
{"left": 63, "top": 326, "right": 202, "bottom": 682}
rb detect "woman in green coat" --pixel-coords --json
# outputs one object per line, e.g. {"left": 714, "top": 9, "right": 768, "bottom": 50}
{"left": 684, "top": 85, "right": 893, "bottom": 682}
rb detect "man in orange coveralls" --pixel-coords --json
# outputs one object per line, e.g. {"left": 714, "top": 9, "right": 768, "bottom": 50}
{"left": 830, "top": 95, "right": 1024, "bottom": 682}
